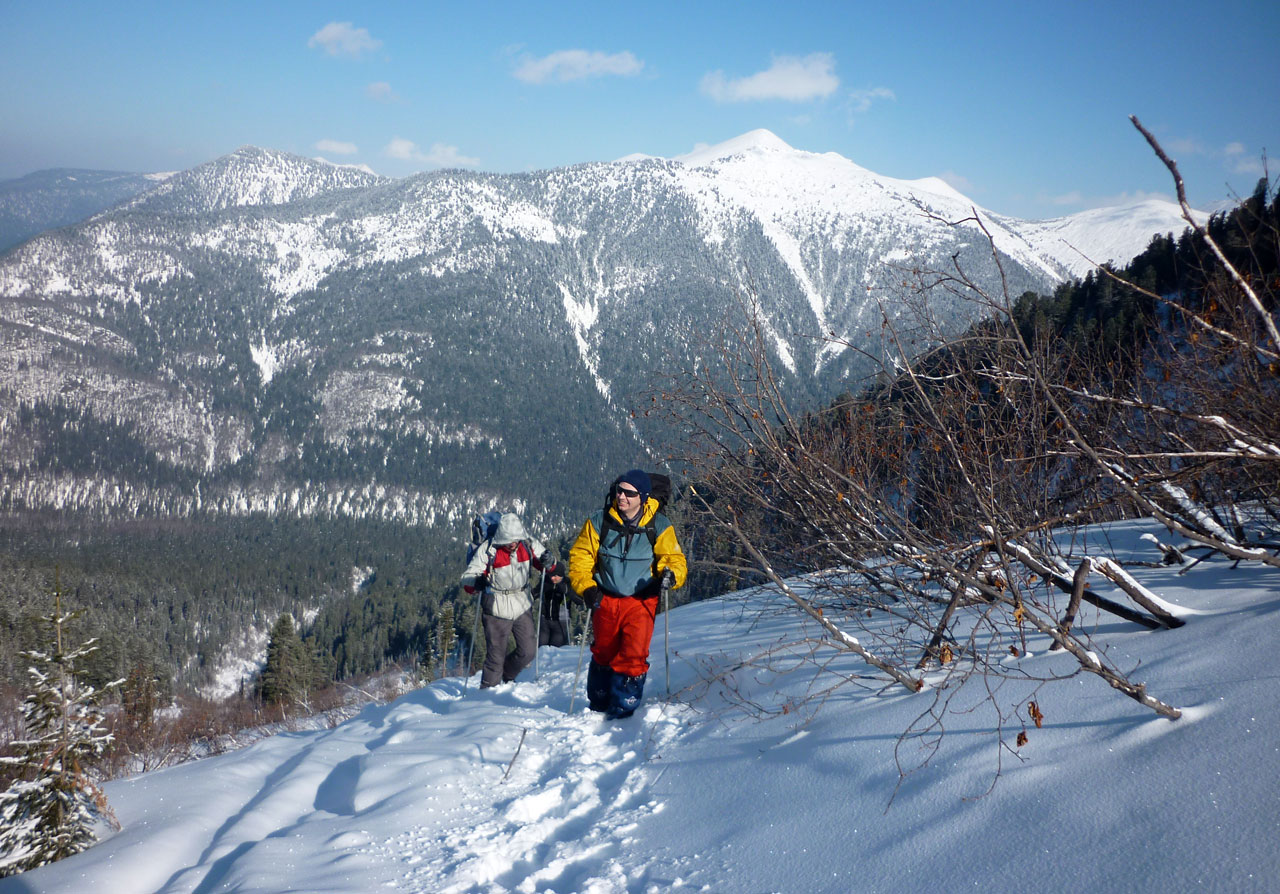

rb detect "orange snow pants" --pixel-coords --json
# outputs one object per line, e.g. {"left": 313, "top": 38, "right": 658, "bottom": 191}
{"left": 590, "top": 594, "right": 659, "bottom": 676}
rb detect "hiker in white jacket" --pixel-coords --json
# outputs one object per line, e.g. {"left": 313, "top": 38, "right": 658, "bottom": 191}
{"left": 461, "top": 513, "right": 553, "bottom": 688}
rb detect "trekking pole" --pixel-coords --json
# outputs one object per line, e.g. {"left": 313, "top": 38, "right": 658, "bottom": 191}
{"left": 662, "top": 576, "right": 671, "bottom": 697}
{"left": 464, "top": 589, "right": 482, "bottom": 690}
{"left": 568, "top": 608, "right": 592, "bottom": 713}
{"left": 533, "top": 569, "right": 545, "bottom": 680}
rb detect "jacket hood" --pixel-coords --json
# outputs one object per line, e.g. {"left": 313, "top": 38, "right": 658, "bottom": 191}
{"left": 494, "top": 513, "right": 527, "bottom": 545}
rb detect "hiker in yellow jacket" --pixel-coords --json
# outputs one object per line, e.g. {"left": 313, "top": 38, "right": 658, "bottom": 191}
{"left": 568, "top": 469, "right": 686, "bottom": 718}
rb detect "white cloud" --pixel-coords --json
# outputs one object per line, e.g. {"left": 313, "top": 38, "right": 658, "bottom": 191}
{"left": 1102, "top": 189, "right": 1170, "bottom": 205}
{"left": 315, "top": 159, "right": 378, "bottom": 176}
{"left": 384, "top": 138, "right": 479, "bottom": 168}
{"left": 848, "top": 87, "right": 896, "bottom": 114}
{"left": 1230, "top": 156, "right": 1265, "bottom": 176}
{"left": 315, "top": 139, "right": 358, "bottom": 156}
{"left": 701, "top": 53, "right": 839, "bottom": 103}
{"left": 1141, "top": 136, "right": 1263, "bottom": 178}
{"left": 366, "top": 81, "right": 399, "bottom": 102}
{"left": 514, "top": 49, "right": 643, "bottom": 84}
{"left": 308, "top": 22, "right": 382, "bottom": 58}
{"left": 1223, "top": 142, "right": 1263, "bottom": 175}
{"left": 384, "top": 138, "right": 417, "bottom": 160}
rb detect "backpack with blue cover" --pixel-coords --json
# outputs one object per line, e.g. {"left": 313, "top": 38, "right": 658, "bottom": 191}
{"left": 467, "top": 510, "right": 504, "bottom": 565}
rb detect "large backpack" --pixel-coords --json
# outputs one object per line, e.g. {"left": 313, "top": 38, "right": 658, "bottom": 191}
{"left": 648, "top": 473, "right": 672, "bottom": 515}
{"left": 466, "top": 510, "right": 504, "bottom": 565}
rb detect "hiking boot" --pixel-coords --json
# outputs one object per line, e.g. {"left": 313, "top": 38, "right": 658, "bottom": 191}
{"left": 586, "top": 660, "right": 612, "bottom": 712}
{"left": 605, "top": 672, "right": 646, "bottom": 719}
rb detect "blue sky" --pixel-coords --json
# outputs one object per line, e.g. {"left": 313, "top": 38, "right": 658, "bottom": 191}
{"left": 2, "top": 0, "right": 1275, "bottom": 219}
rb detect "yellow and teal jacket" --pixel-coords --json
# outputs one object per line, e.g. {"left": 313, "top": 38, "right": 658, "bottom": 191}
{"left": 568, "top": 497, "right": 687, "bottom": 599}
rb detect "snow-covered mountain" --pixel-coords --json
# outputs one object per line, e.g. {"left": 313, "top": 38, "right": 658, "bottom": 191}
{"left": 998, "top": 198, "right": 1205, "bottom": 279}
{"left": 121, "top": 146, "right": 386, "bottom": 215}
{"left": 0, "top": 132, "right": 1198, "bottom": 529}
{"left": 659, "top": 129, "right": 1196, "bottom": 283}
{"left": 0, "top": 168, "right": 172, "bottom": 254}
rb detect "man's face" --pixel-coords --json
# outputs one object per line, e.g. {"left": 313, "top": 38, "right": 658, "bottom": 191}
{"left": 614, "top": 485, "right": 641, "bottom": 510}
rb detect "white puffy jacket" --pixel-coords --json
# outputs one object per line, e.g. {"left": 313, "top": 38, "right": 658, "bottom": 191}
{"left": 461, "top": 513, "right": 548, "bottom": 619}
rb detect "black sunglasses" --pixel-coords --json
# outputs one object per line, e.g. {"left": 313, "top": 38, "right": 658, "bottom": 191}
{"left": 614, "top": 486, "right": 641, "bottom": 498}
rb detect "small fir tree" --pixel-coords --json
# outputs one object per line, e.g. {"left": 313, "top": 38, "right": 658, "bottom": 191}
{"left": 0, "top": 583, "right": 120, "bottom": 878}
{"left": 120, "top": 660, "right": 161, "bottom": 736}
{"left": 418, "top": 636, "right": 437, "bottom": 684}
{"left": 259, "top": 614, "right": 317, "bottom": 709}
{"left": 436, "top": 602, "right": 457, "bottom": 678}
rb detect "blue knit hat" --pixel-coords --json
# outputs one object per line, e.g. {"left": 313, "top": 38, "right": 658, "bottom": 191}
{"left": 617, "top": 468, "right": 651, "bottom": 497}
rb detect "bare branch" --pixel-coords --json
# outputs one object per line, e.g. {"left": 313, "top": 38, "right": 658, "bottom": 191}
{"left": 1131, "top": 115, "right": 1280, "bottom": 353}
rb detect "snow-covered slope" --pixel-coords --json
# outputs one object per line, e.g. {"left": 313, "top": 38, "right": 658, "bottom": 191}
{"left": 122, "top": 146, "right": 387, "bottom": 214}
{"left": 998, "top": 198, "right": 1204, "bottom": 279}
{"left": 0, "top": 168, "right": 171, "bottom": 253}
{"left": 667, "top": 130, "right": 1197, "bottom": 285}
{"left": 7, "top": 518, "right": 1277, "bottom": 893}
{"left": 663, "top": 129, "right": 1066, "bottom": 340}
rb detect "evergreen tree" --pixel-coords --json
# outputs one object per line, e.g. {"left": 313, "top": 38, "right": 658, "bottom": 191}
{"left": 259, "top": 614, "right": 316, "bottom": 709}
{"left": 435, "top": 602, "right": 457, "bottom": 678}
{"left": 117, "top": 659, "right": 164, "bottom": 750}
{"left": 0, "top": 584, "right": 119, "bottom": 877}
{"left": 417, "top": 637, "right": 437, "bottom": 684}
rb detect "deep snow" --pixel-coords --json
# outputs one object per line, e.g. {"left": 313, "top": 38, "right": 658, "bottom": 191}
{"left": 3, "top": 518, "right": 1278, "bottom": 893}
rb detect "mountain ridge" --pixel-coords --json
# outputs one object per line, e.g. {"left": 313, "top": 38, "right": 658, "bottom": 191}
{"left": 0, "top": 168, "right": 173, "bottom": 254}
{"left": 120, "top": 146, "right": 388, "bottom": 215}
{"left": 4, "top": 131, "right": 1196, "bottom": 276}
{"left": 0, "top": 132, "right": 1199, "bottom": 530}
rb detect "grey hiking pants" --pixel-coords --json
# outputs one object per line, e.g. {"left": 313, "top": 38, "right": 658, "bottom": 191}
{"left": 480, "top": 609, "right": 536, "bottom": 688}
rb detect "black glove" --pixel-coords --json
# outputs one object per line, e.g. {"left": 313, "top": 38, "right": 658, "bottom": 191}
{"left": 473, "top": 573, "right": 489, "bottom": 592}
{"left": 539, "top": 550, "right": 555, "bottom": 568}
{"left": 660, "top": 569, "right": 676, "bottom": 590}
{"left": 577, "top": 586, "right": 601, "bottom": 611}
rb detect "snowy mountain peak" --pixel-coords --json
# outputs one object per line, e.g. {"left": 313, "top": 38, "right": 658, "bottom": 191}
{"left": 124, "top": 146, "right": 387, "bottom": 214}
{"left": 675, "top": 129, "right": 797, "bottom": 166}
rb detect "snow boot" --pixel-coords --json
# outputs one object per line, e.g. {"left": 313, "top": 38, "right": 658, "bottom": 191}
{"left": 606, "top": 672, "right": 646, "bottom": 720}
{"left": 586, "top": 660, "right": 612, "bottom": 713}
